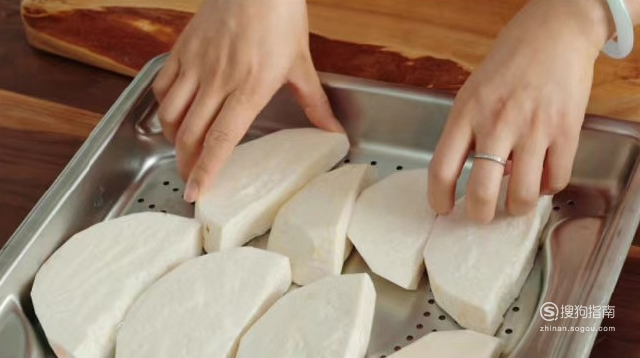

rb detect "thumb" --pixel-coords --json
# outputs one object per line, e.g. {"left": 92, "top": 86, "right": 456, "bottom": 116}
{"left": 288, "top": 56, "right": 344, "bottom": 133}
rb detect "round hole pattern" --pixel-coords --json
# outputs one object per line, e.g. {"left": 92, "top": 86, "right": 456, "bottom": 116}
{"left": 567, "top": 200, "right": 576, "bottom": 206}
{"left": 344, "top": 158, "right": 351, "bottom": 163}
{"left": 134, "top": 167, "right": 530, "bottom": 358}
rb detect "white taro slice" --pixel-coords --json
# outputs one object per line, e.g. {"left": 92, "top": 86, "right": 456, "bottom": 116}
{"left": 268, "top": 164, "right": 372, "bottom": 285}
{"left": 236, "top": 273, "right": 376, "bottom": 358}
{"left": 116, "top": 247, "right": 292, "bottom": 358}
{"left": 347, "top": 169, "right": 436, "bottom": 290}
{"left": 31, "top": 212, "right": 203, "bottom": 358}
{"left": 424, "top": 184, "right": 552, "bottom": 334}
{"left": 196, "top": 128, "right": 350, "bottom": 252}
{"left": 387, "top": 330, "right": 502, "bottom": 358}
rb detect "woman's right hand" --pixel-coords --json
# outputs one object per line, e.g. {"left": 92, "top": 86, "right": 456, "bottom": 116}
{"left": 153, "top": 0, "right": 343, "bottom": 203}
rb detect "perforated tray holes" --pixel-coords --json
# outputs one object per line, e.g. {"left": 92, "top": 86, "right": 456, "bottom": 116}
{"left": 124, "top": 157, "right": 539, "bottom": 358}
{"left": 125, "top": 161, "right": 192, "bottom": 218}
{"left": 550, "top": 195, "right": 580, "bottom": 217}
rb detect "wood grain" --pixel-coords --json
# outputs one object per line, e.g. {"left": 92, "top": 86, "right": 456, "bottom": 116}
{"left": 0, "top": 0, "right": 129, "bottom": 114}
{"left": 20, "top": 1, "right": 470, "bottom": 92}
{"left": 5, "top": 0, "right": 640, "bottom": 354}
{"left": 0, "top": 89, "right": 102, "bottom": 137}
{"left": 19, "top": 0, "right": 640, "bottom": 121}
{"left": 591, "top": 246, "right": 640, "bottom": 358}
{"left": 0, "top": 89, "right": 101, "bottom": 244}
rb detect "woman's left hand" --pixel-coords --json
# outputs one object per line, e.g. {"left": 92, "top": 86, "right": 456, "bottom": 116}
{"left": 428, "top": 0, "right": 614, "bottom": 223}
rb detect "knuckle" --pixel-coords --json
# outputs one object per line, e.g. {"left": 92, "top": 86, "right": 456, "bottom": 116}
{"left": 174, "top": 153, "right": 191, "bottom": 181}
{"left": 555, "top": 114, "right": 579, "bottom": 135}
{"left": 241, "top": 72, "right": 277, "bottom": 100}
{"left": 201, "top": 73, "right": 225, "bottom": 93}
{"left": 546, "top": 177, "right": 569, "bottom": 194}
{"left": 180, "top": 39, "right": 200, "bottom": 62}
{"left": 491, "top": 103, "right": 519, "bottom": 130}
{"left": 428, "top": 162, "right": 456, "bottom": 188}
{"left": 314, "top": 92, "right": 331, "bottom": 108}
{"left": 204, "top": 128, "right": 233, "bottom": 147}
{"left": 178, "top": 67, "right": 198, "bottom": 83}
{"left": 234, "top": 90, "right": 256, "bottom": 106}
{"left": 157, "top": 103, "right": 174, "bottom": 124}
{"left": 466, "top": 202, "right": 494, "bottom": 224}
{"left": 508, "top": 187, "right": 538, "bottom": 213}
{"left": 471, "top": 83, "right": 494, "bottom": 106}
{"left": 474, "top": 106, "right": 516, "bottom": 138}
{"left": 191, "top": 159, "right": 212, "bottom": 181}
{"left": 530, "top": 115, "right": 547, "bottom": 133}
{"left": 151, "top": 79, "right": 165, "bottom": 98}
{"left": 468, "top": 183, "right": 494, "bottom": 208}
{"left": 446, "top": 98, "right": 469, "bottom": 125}
{"left": 239, "top": 78, "right": 269, "bottom": 101}
{"left": 234, "top": 87, "right": 260, "bottom": 106}
{"left": 245, "top": 64, "right": 261, "bottom": 82}
{"left": 175, "top": 127, "right": 192, "bottom": 150}
{"left": 296, "top": 50, "right": 313, "bottom": 64}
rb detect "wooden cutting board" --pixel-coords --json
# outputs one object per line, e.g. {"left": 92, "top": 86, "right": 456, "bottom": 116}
{"left": 19, "top": 0, "right": 640, "bottom": 122}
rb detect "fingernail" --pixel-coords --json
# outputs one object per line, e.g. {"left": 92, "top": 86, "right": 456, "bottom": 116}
{"left": 184, "top": 180, "right": 199, "bottom": 203}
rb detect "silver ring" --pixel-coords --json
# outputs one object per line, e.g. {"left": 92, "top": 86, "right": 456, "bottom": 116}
{"left": 473, "top": 152, "right": 507, "bottom": 166}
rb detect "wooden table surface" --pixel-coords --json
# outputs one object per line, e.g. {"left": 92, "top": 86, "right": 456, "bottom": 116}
{"left": 17, "top": 0, "right": 640, "bottom": 122}
{"left": 1, "top": 0, "right": 639, "bottom": 356}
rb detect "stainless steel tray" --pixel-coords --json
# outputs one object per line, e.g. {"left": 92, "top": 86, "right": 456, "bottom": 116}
{"left": 2, "top": 55, "right": 640, "bottom": 358}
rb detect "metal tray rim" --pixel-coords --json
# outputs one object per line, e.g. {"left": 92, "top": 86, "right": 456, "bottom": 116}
{"left": 0, "top": 58, "right": 160, "bottom": 284}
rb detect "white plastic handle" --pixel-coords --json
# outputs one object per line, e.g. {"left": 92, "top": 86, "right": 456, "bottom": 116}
{"left": 603, "top": 0, "right": 634, "bottom": 59}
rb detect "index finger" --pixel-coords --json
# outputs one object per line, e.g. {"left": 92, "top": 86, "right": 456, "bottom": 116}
{"left": 428, "top": 107, "right": 473, "bottom": 215}
{"left": 183, "top": 91, "right": 269, "bottom": 202}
